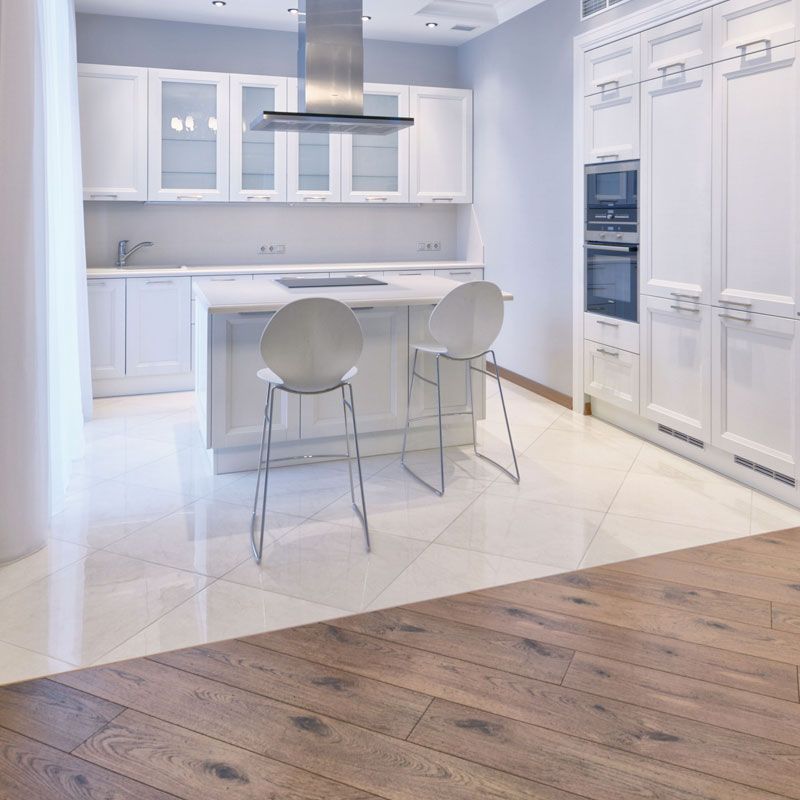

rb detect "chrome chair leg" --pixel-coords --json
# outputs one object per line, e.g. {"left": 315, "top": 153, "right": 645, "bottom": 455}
{"left": 434, "top": 354, "right": 445, "bottom": 496}
{"left": 250, "top": 384, "right": 276, "bottom": 563}
{"left": 344, "top": 382, "right": 371, "bottom": 552}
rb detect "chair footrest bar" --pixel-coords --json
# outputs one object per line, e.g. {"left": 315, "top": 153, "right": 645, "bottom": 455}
{"left": 406, "top": 410, "right": 474, "bottom": 424}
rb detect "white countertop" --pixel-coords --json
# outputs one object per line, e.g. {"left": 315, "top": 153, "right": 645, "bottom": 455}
{"left": 193, "top": 274, "right": 512, "bottom": 314}
{"left": 86, "top": 260, "right": 483, "bottom": 280}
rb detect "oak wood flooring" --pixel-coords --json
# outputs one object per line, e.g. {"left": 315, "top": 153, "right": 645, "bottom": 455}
{"left": 2, "top": 527, "right": 800, "bottom": 799}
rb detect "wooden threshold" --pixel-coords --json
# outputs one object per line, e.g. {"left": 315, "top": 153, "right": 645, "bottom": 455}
{"left": 2, "top": 528, "right": 800, "bottom": 799}
{"left": 494, "top": 364, "right": 584, "bottom": 412}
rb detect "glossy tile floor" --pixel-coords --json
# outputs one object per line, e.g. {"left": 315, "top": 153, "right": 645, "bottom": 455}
{"left": 2, "top": 381, "right": 800, "bottom": 686}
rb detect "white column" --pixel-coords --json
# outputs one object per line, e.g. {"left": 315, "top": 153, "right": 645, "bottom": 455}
{"left": 0, "top": 0, "right": 49, "bottom": 563}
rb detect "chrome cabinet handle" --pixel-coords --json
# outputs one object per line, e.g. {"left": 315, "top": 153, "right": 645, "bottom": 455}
{"left": 303, "top": 196, "right": 327, "bottom": 202}
{"left": 210, "top": 277, "right": 236, "bottom": 281}
{"left": 595, "top": 320, "right": 619, "bottom": 327}
{"left": 432, "top": 197, "right": 454, "bottom": 202}
{"left": 596, "top": 79, "right": 620, "bottom": 90}
{"left": 246, "top": 196, "right": 271, "bottom": 201}
{"left": 145, "top": 280, "right": 174, "bottom": 285}
{"left": 737, "top": 38, "right": 771, "bottom": 52}
{"left": 671, "top": 304, "right": 700, "bottom": 313}
{"left": 89, "top": 193, "right": 118, "bottom": 199}
{"left": 597, "top": 154, "right": 620, "bottom": 161}
{"left": 719, "top": 298, "right": 752, "bottom": 307}
{"left": 671, "top": 292, "right": 700, "bottom": 300}
{"left": 719, "top": 314, "right": 752, "bottom": 323}
{"left": 353, "top": 306, "right": 375, "bottom": 312}
{"left": 597, "top": 347, "right": 620, "bottom": 357}
{"left": 366, "top": 196, "right": 388, "bottom": 202}
{"left": 449, "top": 271, "right": 472, "bottom": 276}
{"left": 178, "top": 195, "right": 204, "bottom": 200}
{"left": 658, "top": 61, "right": 686, "bottom": 73}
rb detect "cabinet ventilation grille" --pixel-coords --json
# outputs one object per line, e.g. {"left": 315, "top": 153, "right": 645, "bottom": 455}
{"left": 657, "top": 424, "right": 704, "bottom": 449}
{"left": 734, "top": 456, "right": 797, "bottom": 488}
{"left": 582, "top": 0, "right": 631, "bottom": 20}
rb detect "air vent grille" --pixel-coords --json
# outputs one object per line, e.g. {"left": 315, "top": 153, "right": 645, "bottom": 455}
{"left": 657, "top": 424, "right": 705, "bottom": 449}
{"left": 734, "top": 456, "right": 796, "bottom": 487}
{"left": 452, "top": 24, "right": 478, "bottom": 31}
{"left": 582, "top": 0, "right": 632, "bottom": 20}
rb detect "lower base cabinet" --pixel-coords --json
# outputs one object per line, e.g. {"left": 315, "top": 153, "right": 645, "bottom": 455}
{"left": 88, "top": 279, "right": 126, "bottom": 380}
{"left": 584, "top": 339, "right": 640, "bottom": 414}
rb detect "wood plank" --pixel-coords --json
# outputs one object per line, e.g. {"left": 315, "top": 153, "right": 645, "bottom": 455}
{"left": 410, "top": 699, "right": 786, "bottom": 800}
{"left": 479, "top": 579, "right": 800, "bottom": 664}
{"left": 564, "top": 652, "right": 800, "bottom": 748}
{"left": 405, "top": 592, "right": 799, "bottom": 701}
{"left": 712, "top": 530, "right": 800, "bottom": 559}
{"left": 75, "top": 709, "right": 379, "bottom": 800}
{"left": 0, "top": 725, "right": 174, "bottom": 800}
{"left": 150, "top": 639, "right": 431, "bottom": 738}
{"left": 0, "top": 678, "right": 123, "bottom": 752}
{"left": 542, "top": 566, "right": 772, "bottom": 626}
{"left": 669, "top": 543, "right": 800, "bottom": 583}
{"left": 772, "top": 603, "right": 800, "bottom": 634}
{"left": 328, "top": 606, "right": 574, "bottom": 684}
{"left": 603, "top": 555, "right": 800, "bottom": 607}
{"left": 52, "top": 658, "right": 585, "bottom": 800}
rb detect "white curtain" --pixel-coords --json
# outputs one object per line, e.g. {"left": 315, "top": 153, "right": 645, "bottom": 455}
{"left": 38, "top": 0, "right": 92, "bottom": 514}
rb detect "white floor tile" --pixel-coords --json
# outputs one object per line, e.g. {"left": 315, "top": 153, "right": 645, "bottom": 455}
{"left": 750, "top": 491, "right": 800, "bottom": 534}
{"left": 127, "top": 408, "right": 207, "bottom": 450}
{"left": 72, "top": 434, "right": 185, "bottom": 481}
{"left": 0, "top": 641, "right": 73, "bottom": 687}
{"left": 630, "top": 442, "right": 732, "bottom": 485}
{"left": 525, "top": 427, "right": 643, "bottom": 471}
{"left": 0, "top": 540, "right": 89, "bottom": 602}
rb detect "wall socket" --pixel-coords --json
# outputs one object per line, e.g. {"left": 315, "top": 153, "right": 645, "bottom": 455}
{"left": 258, "top": 244, "right": 286, "bottom": 255}
{"left": 417, "top": 241, "right": 442, "bottom": 252}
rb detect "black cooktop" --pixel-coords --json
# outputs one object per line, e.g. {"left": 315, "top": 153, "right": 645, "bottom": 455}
{"left": 276, "top": 276, "right": 388, "bottom": 289}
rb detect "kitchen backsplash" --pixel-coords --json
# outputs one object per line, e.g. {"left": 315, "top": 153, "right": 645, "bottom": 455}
{"left": 83, "top": 202, "right": 459, "bottom": 267}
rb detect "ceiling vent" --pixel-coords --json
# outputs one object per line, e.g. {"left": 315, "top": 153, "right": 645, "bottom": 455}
{"left": 581, "top": 0, "right": 632, "bottom": 20}
{"left": 416, "top": 0, "right": 499, "bottom": 25}
{"left": 452, "top": 24, "right": 479, "bottom": 31}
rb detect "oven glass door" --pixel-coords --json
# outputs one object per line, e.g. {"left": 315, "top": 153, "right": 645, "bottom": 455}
{"left": 585, "top": 243, "right": 638, "bottom": 322}
{"left": 586, "top": 165, "right": 638, "bottom": 208}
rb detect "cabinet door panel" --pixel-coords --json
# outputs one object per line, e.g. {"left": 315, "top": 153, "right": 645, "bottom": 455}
{"left": 126, "top": 277, "right": 191, "bottom": 377}
{"left": 641, "top": 66, "right": 712, "bottom": 302}
{"left": 78, "top": 65, "right": 148, "bottom": 201}
{"left": 301, "top": 307, "right": 408, "bottom": 438}
{"left": 712, "top": 44, "right": 799, "bottom": 318}
{"left": 584, "top": 340, "right": 640, "bottom": 414}
{"left": 641, "top": 10, "right": 713, "bottom": 81}
{"left": 714, "top": 0, "right": 799, "bottom": 62}
{"left": 712, "top": 309, "right": 799, "bottom": 475}
{"left": 584, "top": 85, "right": 640, "bottom": 163}
{"left": 410, "top": 87, "right": 472, "bottom": 203}
{"left": 641, "top": 297, "right": 710, "bottom": 438}
{"left": 584, "top": 35, "right": 640, "bottom": 96}
{"left": 88, "top": 280, "right": 126, "bottom": 381}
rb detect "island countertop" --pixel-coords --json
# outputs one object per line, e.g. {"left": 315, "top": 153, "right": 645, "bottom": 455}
{"left": 193, "top": 274, "right": 512, "bottom": 314}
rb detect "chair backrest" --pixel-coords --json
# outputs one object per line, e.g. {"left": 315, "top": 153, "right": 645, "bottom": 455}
{"left": 429, "top": 281, "right": 504, "bottom": 359}
{"left": 260, "top": 297, "right": 363, "bottom": 392}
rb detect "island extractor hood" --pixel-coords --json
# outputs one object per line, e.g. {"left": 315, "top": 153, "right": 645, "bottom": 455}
{"left": 251, "top": 0, "right": 414, "bottom": 136}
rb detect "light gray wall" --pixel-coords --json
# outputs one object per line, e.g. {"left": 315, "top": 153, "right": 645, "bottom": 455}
{"left": 457, "top": 0, "right": 660, "bottom": 395}
{"left": 77, "top": 13, "right": 464, "bottom": 269}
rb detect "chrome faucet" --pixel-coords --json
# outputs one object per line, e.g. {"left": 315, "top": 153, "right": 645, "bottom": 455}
{"left": 116, "top": 240, "right": 154, "bottom": 268}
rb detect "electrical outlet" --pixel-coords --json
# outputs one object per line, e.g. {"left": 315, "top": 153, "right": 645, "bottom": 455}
{"left": 417, "top": 241, "right": 442, "bottom": 252}
{"left": 258, "top": 244, "right": 286, "bottom": 255}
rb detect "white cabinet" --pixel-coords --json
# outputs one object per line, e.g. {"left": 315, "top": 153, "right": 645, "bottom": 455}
{"left": 712, "top": 43, "right": 799, "bottom": 319}
{"left": 584, "top": 340, "right": 640, "bottom": 413}
{"left": 410, "top": 87, "right": 473, "bottom": 204}
{"left": 712, "top": 308, "right": 799, "bottom": 475}
{"left": 641, "top": 10, "right": 713, "bottom": 81}
{"left": 148, "top": 69, "right": 230, "bottom": 202}
{"left": 286, "top": 78, "right": 341, "bottom": 203}
{"left": 301, "top": 307, "right": 408, "bottom": 438}
{"left": 584, "top": 84, "right": 640, "bottom": 163}
{"left": 434, "top": 267, "right": 483, "bottom": 283}
{"left": 640, "top": 65, "right": 712, "bottom": 302}
{"left": 87, "top": 279, "right": 126, "bottom": 380}
{"left": 713, "top": 0, "right": 799, "bottom": 62}
{"left": 584, "top": 313, "right": 639, "bottom": 353}
{"left": 640, "top": 296, "right": 711, "bottom": 439}
{"left": 126, "top": 277, "right": 192, "bottom": 377}
{"left": 229, "top": 74, "right": 288, "bottom": 202}
{"left": 584, "top": 35, "right": 640, "bottom": 96}
{"left": 78, "top": 64, "right": 148, "bottom": 201}
{"left": 342, "top": 84, "right": 410, "bottom": 204}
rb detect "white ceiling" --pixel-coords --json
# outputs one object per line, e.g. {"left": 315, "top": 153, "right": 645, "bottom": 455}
{"left": 74, "top": 0, "right": 548, "bottom": 45}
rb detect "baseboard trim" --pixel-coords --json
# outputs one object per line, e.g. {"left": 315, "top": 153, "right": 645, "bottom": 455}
{"left": 495, "top": 365, "right": 574, "bottom": 411}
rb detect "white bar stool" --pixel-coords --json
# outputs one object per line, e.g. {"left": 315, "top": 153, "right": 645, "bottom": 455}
{"left": 250, "top": 297, "right": 370, "bottom": 563}
{"left": 401, "top": 280, "right": 520, "bottom": 496}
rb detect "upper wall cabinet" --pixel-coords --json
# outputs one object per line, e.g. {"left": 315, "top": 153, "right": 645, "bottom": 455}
{"left": 712, "top": 42, "right": 799, "bottom": 319}
{"left": 341, "top": 84, "right": 410, "bottom": 204}
{"left": 640, "top": 9, "right": 713, "bottom": 81}
{"left": 640, "top": 65, "right": 712, "bottom": 302}
{"left": 713, "top": 0, "right": 799, "bottom": 62}
{"left": 148, "top": 69, "right": 230, "bottom": 202}
{"left": 286, "top": 78, "right": 342, "bottom": 203}
{"left": 78, "top": 64, "right": 148, "bottom": 201}
{"left": 410, "top": 87, "right": 473, "bottom": 204}
{"left": 584, "top": 84, "right": 640, "bottom": 163}
{"left": 229, "top": 74, "right": 288, "bottom": 203}
{"left": 584, "top": 36, "right": 640, "bottom": 96}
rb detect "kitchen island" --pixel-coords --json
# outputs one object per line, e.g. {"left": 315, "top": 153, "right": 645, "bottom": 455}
{"left": 193, "top": 274, "right": 512, "bottom": 474}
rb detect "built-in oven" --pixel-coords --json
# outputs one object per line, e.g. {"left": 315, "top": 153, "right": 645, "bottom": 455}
{"left": 585, "top": 160, "right": 640, "bottom": 322}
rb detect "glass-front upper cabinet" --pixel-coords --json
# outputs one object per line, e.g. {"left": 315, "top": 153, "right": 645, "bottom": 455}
{"left": 286, "top": 78, "right": 342, "bottom": 203}
{"left": 148, "top": 69, "right": 230, "bottom": 202}
{"left": 229, "top": 74, "right": 288, "bottom": 202}
{"left": 341, "top": 84, "right": 410, "bottom": 203}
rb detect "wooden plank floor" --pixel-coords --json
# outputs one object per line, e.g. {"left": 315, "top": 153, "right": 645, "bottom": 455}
{"left": 3, "top": 528, "right": 800, "bottom": 800}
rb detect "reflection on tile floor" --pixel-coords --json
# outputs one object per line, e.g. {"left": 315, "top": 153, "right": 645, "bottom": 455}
{"left": 2, "top": 382, "right": 800, "bottom": 684}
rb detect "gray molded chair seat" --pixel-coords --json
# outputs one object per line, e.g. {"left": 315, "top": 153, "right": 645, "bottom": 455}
{"left": 250, "top": 297, "right": 370, "bottom": 562}
{"left": 401, "top": 280, "right": 520, "bottom": 495}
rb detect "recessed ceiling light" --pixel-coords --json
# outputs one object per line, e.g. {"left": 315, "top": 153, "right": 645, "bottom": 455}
{"left": 211, "top": 0, "right": 226, "bottom": 6}
{"left": 362, "top": 15, "right": 372, "bottom": 21}
{"left": 287, "top": 7, "right": 300, "bottom": 14}
{"left": 425, "top": 21, "right": 439, "bottom": 28}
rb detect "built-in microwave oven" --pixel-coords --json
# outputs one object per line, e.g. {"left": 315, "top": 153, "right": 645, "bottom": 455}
{"left": 585, "top": 160, "right": 639, "bottom": 244}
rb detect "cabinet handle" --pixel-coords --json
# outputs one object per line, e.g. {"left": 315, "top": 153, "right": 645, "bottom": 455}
{"left": 736, "top": 38, "right": 771, "bottom": 53}
{"left": 671, "top": 304, "right": 700, "bottom": 313}
{"left": 597, "top": 347, "right": 620, "bottom": 357}
{"left": 432, "top": 197, "right": 454, "bottom": 202}
{"left": 353, "top": 306, "right": 375, "bottom": 312}
{"left": 210, "top": 277, "right": 237, "bottom": 281}
{"left": 89, "top": 193, "right": 118, "bottom": 199}
{"left": 658, "top": 61, "right": 686, "bottom": 74}
{"left": 670, "top": 292, "right": 700, "bottom": 300}
{"left": 719, "top": 298, "right": 752, "bottom": 307}
{"left": 303, "top": 196, "right": 327, "bottom": 202}
{"left": 596, "top": 79, "right": 620, "bottom": 91}
{"left": 597, "top": 154, "right": 620, "bottom": 161}
{"left": 178, "top": 195, "right": 204, "bottom": 200}
{"left": 401, "top": 272, "right": 423, "bottom": 276}
{"left": 719, "top": 314, "right": 752, "bottom": 323}
{"left": 91, "top": 281, "right": 107, "bottom": 286}
{"left": 595, "top": 320, "right": 619, "bottom": 327}
{"left": 145, "top": 280, "right": 174, "bottom": 285}
{"left": 237, "top": 311, "right": 271, "bottom": 316}
{"left": 449, "top": 271, "right": 472, "bottom": 276}
{"left": 246, "top": 196, "right": 272, "bottom": 201}
{"left": 366, "top": 196, "right": 388, "bottom": 202}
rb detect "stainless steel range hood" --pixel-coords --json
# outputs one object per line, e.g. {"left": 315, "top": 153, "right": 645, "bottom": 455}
{"left": 251, "top": 0, "right": 414, "bottom": 136}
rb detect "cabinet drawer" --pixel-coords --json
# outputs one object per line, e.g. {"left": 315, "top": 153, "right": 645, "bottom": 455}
{"left": 714, "top": 0, "right": 799, "bottom": 62}
{"left": 641, "top": 9, "right": 713, "bottom": 80}
{"left": 384, "top": 269, "right": 434, "bottom": 279}
{"left": 584, "top": 339, "right": 640, "bottom": 414}
{"left": 585, "top": 35, "right": 640, "bottom": 96}
{"left": 193, "top": 274, "right": 253, "bottom": 289}
{"left": 584, "top": 313, "right": 639, "bottom": 354}
{"left": 435, "top": 268, "right": 483, "bottom": 283}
